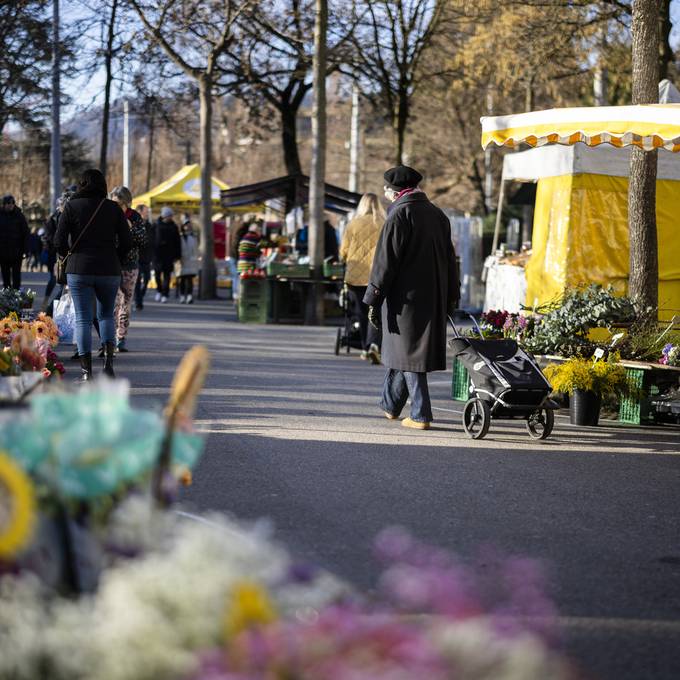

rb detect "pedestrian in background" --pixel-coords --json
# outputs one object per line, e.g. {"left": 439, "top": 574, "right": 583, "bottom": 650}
{"left": 364, "top": 165, "right": 460, "bottom": 430}
{"left": 111, "top": 186, "right": 147, "bottom": 352}
{"left": 0, "top": 195, "right": 29, "bottom": 289}
{"left": 178, "top": 217, "right": 198, "bottom": 304}
{"left": 340, "top": 193, "right": 385, "bottom": 364}
{"left": 153, "top": 206, "right": 181, "bottom": 303}
{"left": 27, "top": 228, "right": 43, "bottom": 271}
{"left": 227, "top": 219, "right": 249, "bottom": 300}
{"left": 237, "top": 220, "right": 262, "bottom": 274}
{"left": 55, "top": 169, "right": 132, "bottom": 381}
{"left": 42, "top": 191, "right": 73, "bottom": 309}
{"left": 134, "top": 204, "right": 154, "bottom": 310}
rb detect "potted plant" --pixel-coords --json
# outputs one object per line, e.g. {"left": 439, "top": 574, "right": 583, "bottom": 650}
{"left": 543, "top": 355, "right": 633, "bottom": 426}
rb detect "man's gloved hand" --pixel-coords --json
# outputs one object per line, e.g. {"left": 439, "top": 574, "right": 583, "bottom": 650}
{"left": 368, "top": 305, "right": 382, "bottom": 330}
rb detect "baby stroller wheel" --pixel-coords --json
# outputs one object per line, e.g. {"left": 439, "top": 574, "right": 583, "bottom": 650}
{"left": 526, "top": 408, "right": 554, "bottom": 440}
{"left": 334, "top": 327, "right": 342, "bottom": 356}
{"left": 462, "top": 398, "right": 490, "bottom": 439}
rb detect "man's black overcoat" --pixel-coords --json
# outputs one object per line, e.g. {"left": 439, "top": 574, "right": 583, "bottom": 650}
{"left": 363, "top": 192, "right": 460, "bottom": 373}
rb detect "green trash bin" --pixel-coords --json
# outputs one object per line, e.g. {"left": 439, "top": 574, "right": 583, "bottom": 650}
{"left": 238, "top": 278, "right": 269, "bottom": 324}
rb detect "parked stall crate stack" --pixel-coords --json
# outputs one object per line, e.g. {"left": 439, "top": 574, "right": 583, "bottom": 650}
{"left": 238, "top": 278, "right": 269, "bottom": 324}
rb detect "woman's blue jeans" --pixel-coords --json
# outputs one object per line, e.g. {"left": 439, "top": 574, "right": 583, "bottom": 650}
{"left": 380, "top": 369, "right": 433, "bottom": 423}
{"left": 67, "top": 274, "right": 120, "bottom": 355}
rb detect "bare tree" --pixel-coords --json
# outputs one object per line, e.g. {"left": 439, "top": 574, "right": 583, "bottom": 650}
{"left": 99, "top": 0, "right": 120, "bottom": 177}
{"left": 347, "top": 0, "right": 444, "bottom": 164}
{"left": 628, "top": 0, "right": 659, "bottom": 313}
{"left": 224, "top": 0, "right": 355, "bottom": 188}
{"left": 129, "top": 0, "right": 252, "bottom": 299}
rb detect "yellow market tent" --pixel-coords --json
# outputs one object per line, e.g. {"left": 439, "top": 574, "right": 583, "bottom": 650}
{"left": 481, "top": 104, "right": 680, "bottom": 321}
{"left": 132, "top": 164, "right": 228, "bottom": 212}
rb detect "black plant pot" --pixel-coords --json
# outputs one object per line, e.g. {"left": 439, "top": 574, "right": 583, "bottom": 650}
{"left": 570, "top": 389, "right": 602, "bottom": 426}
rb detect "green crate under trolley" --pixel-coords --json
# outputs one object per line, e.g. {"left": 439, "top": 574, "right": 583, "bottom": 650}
{"left": 451, "top": 357, "right": 470, "bottom": 401}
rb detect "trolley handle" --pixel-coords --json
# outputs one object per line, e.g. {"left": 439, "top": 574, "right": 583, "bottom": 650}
{"left": 448, "top": 311, "right": 484, "bottom": 340}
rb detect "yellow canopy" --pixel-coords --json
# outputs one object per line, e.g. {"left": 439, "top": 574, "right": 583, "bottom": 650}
{"left": 132, "top": 164, "right": 229, "bottom": 212}
{"left": 481, "top": 104, "right": 680, "bottom": 152}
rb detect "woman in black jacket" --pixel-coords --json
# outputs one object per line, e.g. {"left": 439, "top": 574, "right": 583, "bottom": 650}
{"left": 55, "top": 169, "right": 132, "bottom": 381}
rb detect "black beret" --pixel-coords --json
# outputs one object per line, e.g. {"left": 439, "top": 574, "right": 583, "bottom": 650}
{"left": 383, "top": 165, "right": 423, "bottom": 189}
{"left": 2, "top": 195, "right": 15, "bottom": 204}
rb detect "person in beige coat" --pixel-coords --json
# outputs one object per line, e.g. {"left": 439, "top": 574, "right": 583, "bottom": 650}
{"left": 340, "top": 193, "right": 385, "bottom": 363}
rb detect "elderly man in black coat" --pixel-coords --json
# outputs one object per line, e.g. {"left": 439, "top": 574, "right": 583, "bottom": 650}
{"left": 363, "top": 165, "right": 460, "bottom": 430}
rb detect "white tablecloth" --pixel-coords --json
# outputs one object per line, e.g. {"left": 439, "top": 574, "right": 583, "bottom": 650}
{"left": 483, "top": 259, "right": 527, "bottom": 313}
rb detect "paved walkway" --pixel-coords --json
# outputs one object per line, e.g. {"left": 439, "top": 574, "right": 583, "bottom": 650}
{"left": 24, "top": 273, "right": 680, "bottom": 680}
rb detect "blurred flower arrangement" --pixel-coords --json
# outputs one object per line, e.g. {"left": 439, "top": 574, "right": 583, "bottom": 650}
{"left": 0, "top": 506, "right": 571, "bottom": 680}
{"left": 0, "top": 313, "right": 63, "bottom": 379}
{"left": 0, "top": 345, "right": 573, "bottom": 680}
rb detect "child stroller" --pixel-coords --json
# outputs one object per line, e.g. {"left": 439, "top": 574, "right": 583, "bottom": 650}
{"left": 334, "top": 284, "right": 364, "bottom": 355}
{"left": 449, "top": 315, "right": 558, "bottom": 440}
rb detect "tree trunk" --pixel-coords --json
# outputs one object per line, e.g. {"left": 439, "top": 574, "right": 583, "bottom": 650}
{"left": 305, "top": 0, "right": 327, "bottom": 325}
{"left": 145, "top": 106, "right": 155, "bottom": 192}
{"left": 394, "top": 86, "right": 408, "bottom": 165}
{"left": 99, "top": 0, "right": 118, "bottom": 178}
{"left": 628, "top": 0, "right": 659, "bottom": 313}
{"left": 281, "top": 104, "right": 302, "bottom": 177}
{"left": 198, "top": 76, "right": 216, "bottom": 299}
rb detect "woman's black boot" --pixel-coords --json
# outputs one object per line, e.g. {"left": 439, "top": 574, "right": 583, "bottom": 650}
{"left": 78, "top": 353, "right": 93, "bottom": 382}
{"left": 103, "top": 342, "right": 116, "bottom": 378}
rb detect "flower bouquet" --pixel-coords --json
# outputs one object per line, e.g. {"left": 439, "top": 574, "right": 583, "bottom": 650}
{"left": 659, "top": 343, "right": 679, "bottom": 367}
{"left": 0, "top": 288, "right": 36, "bottom": 317}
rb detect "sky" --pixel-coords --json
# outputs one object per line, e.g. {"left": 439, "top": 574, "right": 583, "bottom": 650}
{"left": 59, "top": 0, "right": 680, "bottom": 120}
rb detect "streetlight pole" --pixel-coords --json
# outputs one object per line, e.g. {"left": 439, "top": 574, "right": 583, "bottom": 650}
{"left": 306, "top": 0, "right": 327, "bottom": 325}
{"left": 349, "top": 83, "right": 359, "bottom": 193}
{"left": 50, "top": 0, "right": 62, "bottom": 210}
{"left": 123, "top": 99, "right": 131, "bottom": 189}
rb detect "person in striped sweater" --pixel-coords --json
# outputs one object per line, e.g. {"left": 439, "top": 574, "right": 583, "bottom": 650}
{"left": 237, "top": 221, "right": 263, "bottom": 274}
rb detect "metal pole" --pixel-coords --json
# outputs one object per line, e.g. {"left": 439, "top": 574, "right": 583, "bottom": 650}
{"left": 484, "top": 86, "right": 493, "bottom": 212}
{"left": 349, "top": 83, "right": 359, "bottom": 193}
{"left": 306, "top": 0, "right": 327, "bottom": 325}
{"left": 50, "top": 0, "right": 62, "bottom": 210}
{"left": 491, "top": 175, "right": 506, "bottom": 256}
{"left": 123, "top": 99, "right": 131, "bottom": 188}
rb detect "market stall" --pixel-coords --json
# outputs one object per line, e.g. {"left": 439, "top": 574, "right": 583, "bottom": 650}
{"left": 132, "top": 164, "right": 229, "bottom": 214}
{"left": 482, "top": 103, "right": 680, "bottom": 320}
{"left": 221, "top": 175, "right": 362, "bottom": 324}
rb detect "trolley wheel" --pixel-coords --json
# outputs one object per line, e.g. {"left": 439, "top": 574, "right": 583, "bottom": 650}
{"left": 526, "top": 408, "right": 554, "bottom": 440}
{"left": 334, "top": 327, "right": 342, "bottom": 356}
{"left": 462, "top": 398, "right": 491, "bottom": 439}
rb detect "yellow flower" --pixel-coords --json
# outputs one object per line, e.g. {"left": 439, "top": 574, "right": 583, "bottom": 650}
{"left": 0, "top": 451, "right": 36, "bottom": 560}
{"left": 224, "top": 581, "right": 277, "bottom": 639}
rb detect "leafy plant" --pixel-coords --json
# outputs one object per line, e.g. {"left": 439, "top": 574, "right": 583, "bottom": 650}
{"left": 523, "top": 285, "right": 636, "bottom": 357}
{"left": 544, "top": 355, "right": 636, "bottom": 398}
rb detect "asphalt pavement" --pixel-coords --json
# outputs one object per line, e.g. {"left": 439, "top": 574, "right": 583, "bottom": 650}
{"left": 25, "top": 273, "right": 680, "bottom": 680}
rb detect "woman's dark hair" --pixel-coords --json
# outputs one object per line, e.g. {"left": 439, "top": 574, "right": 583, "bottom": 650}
{"left": 78, "top": 168, "right": 108, "bottom": 196}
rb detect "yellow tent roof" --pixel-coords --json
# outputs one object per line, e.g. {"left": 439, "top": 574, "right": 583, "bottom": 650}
{"left": 132, "top": 164, "right": 229, "bottom": 211}
{"left": 481, "top": 104, "right": 680, "bottom": 152}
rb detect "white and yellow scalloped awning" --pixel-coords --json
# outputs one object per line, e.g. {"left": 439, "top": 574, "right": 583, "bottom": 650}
{"left": 481, "top": 104, "right": 680, "bottom": 152}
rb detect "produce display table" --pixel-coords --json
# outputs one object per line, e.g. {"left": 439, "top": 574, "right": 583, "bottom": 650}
{"left": 267, "top": 276, "right": 343, "bottom": 324}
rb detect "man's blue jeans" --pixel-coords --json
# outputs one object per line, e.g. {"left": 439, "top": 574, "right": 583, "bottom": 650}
{"left": 380, "top": 369, "right": 433, "bottom": 423}
{"left": 67, "top": 274, "right": 120, "bottom": 355}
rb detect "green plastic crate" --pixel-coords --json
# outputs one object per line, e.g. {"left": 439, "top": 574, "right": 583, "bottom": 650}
{"left": 451, "top": 357, "right": 470, "bottom": 401}
{"left": 238, "top": 279, "right": 269, "bottom": 323}
{"left": 323, "top": 262, "right": 345, "bottom": 279}
{"left": 618, "top": 368, "right": 657, "bottom": 425}
{"left": 266, "top": 262, "right": 311, "bottom": 278}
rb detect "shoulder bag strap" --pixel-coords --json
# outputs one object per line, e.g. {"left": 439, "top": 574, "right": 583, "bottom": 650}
{"left": 67, "top": 198, "right": 106, "bottom": 256}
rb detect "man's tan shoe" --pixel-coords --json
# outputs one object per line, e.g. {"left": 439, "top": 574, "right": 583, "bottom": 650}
{"left": 384, "top": 411, "right": 398, "bottom": 420}
{"left": 402, "top": 417, "right": 431, "bottom": 430}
